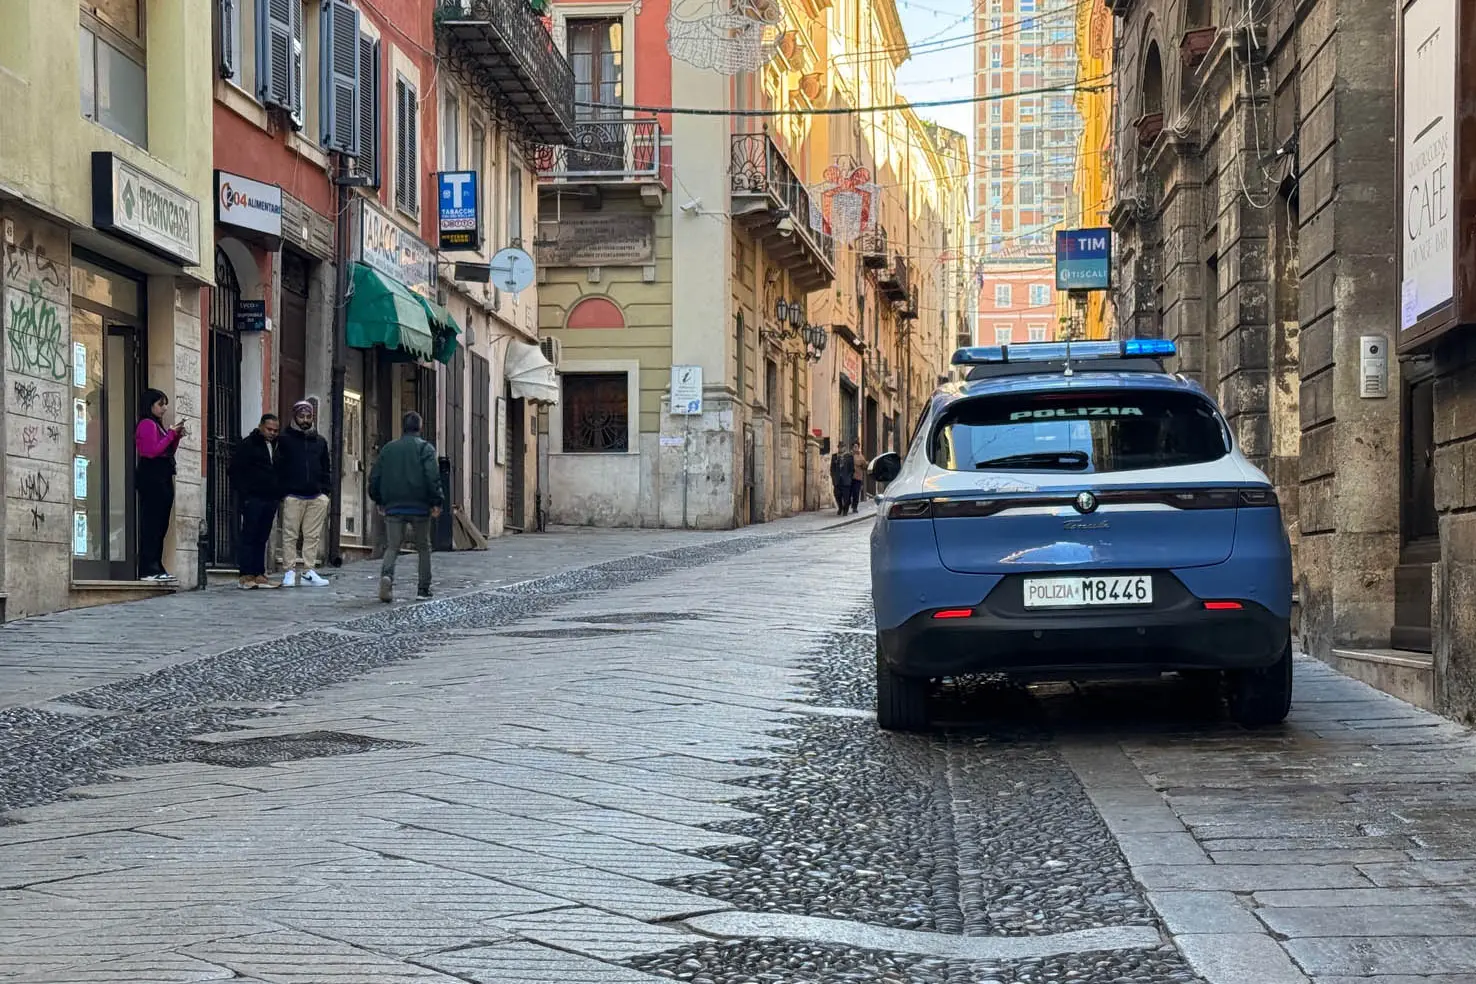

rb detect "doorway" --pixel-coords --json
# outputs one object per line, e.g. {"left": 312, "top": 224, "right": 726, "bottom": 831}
{"left": 445, "top": 346, "right": 466, "bottom": 519}
{"left": 207, "top": 248, "right": 243, "bottom": 568}
{"left": 278, "top": 250, "right": 309, "bottom": 419}
{"left": 469, "top": 352, "right": 491, "bottom": 535}
{"left": 1394, "top": 369, "right": 1438, "bottom": 652}
{"left": 70, "top": 253, "right": 145, "bottom": 581}
{"left": 505, "top": 394, "right": 526, "bottom": 531}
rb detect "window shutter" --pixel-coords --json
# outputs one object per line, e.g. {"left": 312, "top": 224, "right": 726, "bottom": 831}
{"left": 320, "top": 0, "right": 361, "bottom": 154}
{"left": 395, "top": 78, "right": 409, "bottom": 211}
{"left": 289, "top": 0, "right": 305, "bottom": 129}
{"left": 357, "top": 35, "right": 380, "bottom": 186}
{"left": 260, "top": 0, "right": 294, "bottom": 109}
{"left": 217, "top": 0, "right": 236, "bottom": 80}
{"left": 405, "top": 86, "right": 419, "bottom": 213}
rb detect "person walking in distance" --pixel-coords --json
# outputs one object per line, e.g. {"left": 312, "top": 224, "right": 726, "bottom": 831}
{"left": 232, "top": 413, "right": 283, "bottom": 590}
{"left": 135, "top": 388, "right": 184, "bottom": 581}
{"left": 370, "top": 411, "right": 444, "bottom": 603}
{"left": 277, "top": 400, "right": 332, "bottom": 587}
{"left": 849, "top": 440, "right": 869, "bottom": 515}
{"left": 829, "top": 442, "right": 854, "bottom": 516}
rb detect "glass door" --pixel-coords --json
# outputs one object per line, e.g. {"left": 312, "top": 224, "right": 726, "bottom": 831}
{"left": 71, "top": 254, "right": 143, "bottom": 581}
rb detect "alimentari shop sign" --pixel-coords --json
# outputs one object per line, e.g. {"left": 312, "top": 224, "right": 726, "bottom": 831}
{"left": 91, "top": 153, "right": 200, "bottom": 267}
{"left": 355, "top": 198, "right": 433, "bottom": 297}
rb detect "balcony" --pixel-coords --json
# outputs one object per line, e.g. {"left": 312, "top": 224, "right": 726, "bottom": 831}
{"left": 535, "top": 117, "right": 663, "bottom": 185}
{"left": 730, "top": 133, "right": 835, "bottom": 292}
{"left": 860, "top": 226, "right": 889, "bottom": 269}
{"left": 878, "top": 254, "right": 910, "bottom": 304}
{"left": 435, "top": 0, "right": 575, "bottom": 146}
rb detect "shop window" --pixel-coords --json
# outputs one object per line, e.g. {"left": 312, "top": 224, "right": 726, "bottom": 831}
{"left": 80, "top": 1, "right": 147, "bottom": 147}
{"left": 562, "top": 372, "right": 629, "bottom": 452}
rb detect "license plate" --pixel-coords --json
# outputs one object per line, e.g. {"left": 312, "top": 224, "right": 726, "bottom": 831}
{"left": 1023, "top": 575, "right": 1153, "bottom": 609}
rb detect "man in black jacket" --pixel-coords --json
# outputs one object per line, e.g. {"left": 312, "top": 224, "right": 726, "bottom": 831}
{"left": 232, "top": 413, "right": 282, "bottom": 589}
{"left": 277, "top": 399, "right": 333, "bottom": 587}
{"left": 370, "top": 411, "right": 444, "bottom": 603}
{"left": 829, "top": 445, "right": 854, "bottom": 515}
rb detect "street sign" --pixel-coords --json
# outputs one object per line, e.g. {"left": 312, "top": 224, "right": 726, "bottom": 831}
{"left": 436, "top": 170, "right": 481, "bottom": 252}
{"left": 236, "top": 299, "right": 267, "bottom": 331}
{"left": 489, "top": 247, "right": 535, "bottom": 294}
{"left": 1055, "top": 228, "right": 1113, "bottom": 292}
{"left": 670, "top": 365, "right": 702, "bottom": 415}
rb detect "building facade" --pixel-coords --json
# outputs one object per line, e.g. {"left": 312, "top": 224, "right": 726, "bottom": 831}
{"left": 974, "top": 0, "right": 1084, "bottom": 342}
{"left": 536, "top": 0, "right": 969, "bottom": 529}
{"left": 1102, "top": 0, "right": 1476, "bottom": 724}
{"left": 0, "top": 0, "right": 214, "bottom": 618}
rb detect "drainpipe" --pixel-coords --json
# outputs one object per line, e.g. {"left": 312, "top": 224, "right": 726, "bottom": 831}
{"left": 326, "top": 157, "right": 351, "bottom": 567}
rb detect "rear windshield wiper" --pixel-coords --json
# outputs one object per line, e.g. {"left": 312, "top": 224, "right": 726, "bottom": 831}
{"left": 975, "top": 451, "right": 1089, "bottom": 470}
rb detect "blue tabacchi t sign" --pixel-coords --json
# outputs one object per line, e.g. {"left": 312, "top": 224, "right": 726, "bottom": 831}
{"left": 1055, "top": 228, "right": 1112, "bottom": 292}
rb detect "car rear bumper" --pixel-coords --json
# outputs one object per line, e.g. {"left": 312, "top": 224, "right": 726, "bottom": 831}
{"left": 878, "top": 591, "right": 1289, "bottom": 680}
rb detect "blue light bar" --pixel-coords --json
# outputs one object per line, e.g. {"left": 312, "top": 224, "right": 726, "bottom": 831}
{"left": 951, "top": 338, "right": 1177, "bottom": 366}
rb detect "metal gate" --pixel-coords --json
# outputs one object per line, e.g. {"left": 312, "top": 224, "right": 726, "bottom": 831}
{"left": 207, "top": 248, "right": 243, "bottom": 568}
{"left": 469, "top": 353, "right": 491, "bottom": 535}
{"left": 505, "top": 394, "right": 526, "bottom": 531}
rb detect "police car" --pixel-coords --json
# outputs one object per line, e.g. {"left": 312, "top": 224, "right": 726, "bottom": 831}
{"left": 867, "top": 338, "right": 1293, "bottom": 731}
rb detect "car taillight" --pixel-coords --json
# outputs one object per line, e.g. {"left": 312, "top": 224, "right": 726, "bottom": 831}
{"left": 1158, "top": 489, "right": 1238, "bottom": 510}
{"left": 887, "top": 499, "right": 933, "bottom": 519}
{"left": 1239, "top": 487, "right": 1278, "bottom": 507}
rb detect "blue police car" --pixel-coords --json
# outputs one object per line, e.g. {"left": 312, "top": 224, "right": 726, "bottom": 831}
{"left": 867, "top": 339, "right": 1293, "bottom": 731}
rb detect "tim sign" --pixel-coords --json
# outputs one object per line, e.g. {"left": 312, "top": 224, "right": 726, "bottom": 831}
{"left": 1055, "top": 229, "right": 1113, "bottom": 292}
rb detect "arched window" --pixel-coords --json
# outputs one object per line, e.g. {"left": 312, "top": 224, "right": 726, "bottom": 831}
{"left": 566, "top": 295, "right": 626, "bottom": 329}
{"left": 1143, "top": 42, "right": 1165, "bottom": 118}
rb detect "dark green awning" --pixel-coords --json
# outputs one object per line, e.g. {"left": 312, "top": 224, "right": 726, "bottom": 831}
{"left": 345, "top": 263, "right": 435, "bottom": 361}
{"left": 420, "top": 297, "right": 462, "bottom": 365}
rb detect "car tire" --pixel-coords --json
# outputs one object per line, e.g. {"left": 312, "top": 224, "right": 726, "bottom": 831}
{"left": 875, "top": 643, "right": 928, "bottom": 732}
{"left": 1227, "top": 639, "right": 1293, "bottom": 727}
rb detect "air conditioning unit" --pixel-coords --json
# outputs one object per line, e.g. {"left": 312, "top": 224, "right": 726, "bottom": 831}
{"left": 539, "top": 336, "right": 563, "bottom": 368}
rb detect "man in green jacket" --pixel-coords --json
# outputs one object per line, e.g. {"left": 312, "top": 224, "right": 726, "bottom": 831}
{"left": 369, "top": 411, "right": 444, "bottom": 603}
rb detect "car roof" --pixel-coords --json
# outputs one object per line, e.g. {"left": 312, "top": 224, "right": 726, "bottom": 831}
{"left": 930, "top": 368, "right": 1212, "bottom": 413}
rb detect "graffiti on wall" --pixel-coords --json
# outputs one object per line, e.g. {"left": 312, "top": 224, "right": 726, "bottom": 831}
{"left": 6, "top": 279, "right": 69, "bottom": 381}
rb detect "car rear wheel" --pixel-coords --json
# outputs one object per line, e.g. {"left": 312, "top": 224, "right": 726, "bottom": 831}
{"left": 875, "top": 643, "right": 928, "bottom": 732}
{"left": 1227, "top": 639, "right": 1293, "bottom": 726}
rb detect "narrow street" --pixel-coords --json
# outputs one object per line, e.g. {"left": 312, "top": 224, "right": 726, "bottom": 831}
{"left": 3, "top": 524, "right": 1476, "bottom": 984}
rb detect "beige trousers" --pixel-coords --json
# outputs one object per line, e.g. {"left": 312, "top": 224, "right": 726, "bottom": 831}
{"left": 280, "top": 494, "right": 329, "bottom": 569}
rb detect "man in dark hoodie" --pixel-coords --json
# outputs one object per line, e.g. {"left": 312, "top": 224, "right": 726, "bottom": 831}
{"left": 232, "top": 413, "right": 283, "bottom": 589}
{"left": 370, "top": 411, "right": 444, "bottom": 603}
{"left": 277, "top": 399, "right": 333, "bottom": 587}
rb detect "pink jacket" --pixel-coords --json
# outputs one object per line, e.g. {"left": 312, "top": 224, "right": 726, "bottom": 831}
{"left": 136, "top": 419, "right": 182, "bottom": 459}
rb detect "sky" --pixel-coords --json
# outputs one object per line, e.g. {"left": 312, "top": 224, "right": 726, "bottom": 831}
{"left": 892, "top": 0, "right": 978, "bottom": 154}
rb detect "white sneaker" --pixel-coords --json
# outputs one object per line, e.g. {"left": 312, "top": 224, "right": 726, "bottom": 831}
{"left": 302, "top": 570, "right": 330, "bottom": 587}
{"left": 281, "top": 570, "right": 298, "bottom": 588}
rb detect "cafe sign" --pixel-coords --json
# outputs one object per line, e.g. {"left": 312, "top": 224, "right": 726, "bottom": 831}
{"left": 91, "top": 153, "right": 200, "bottom": 266}
{"left": 355, "top": 198, "right": 433, "bottom": 297}
{"left": 840, "top": 345, "right": 862, "bottom": 387}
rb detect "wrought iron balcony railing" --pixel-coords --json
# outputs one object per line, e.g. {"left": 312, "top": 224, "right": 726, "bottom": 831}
{"left": 435, "top": 0, "right": 575, "bottom": 146}
{"left": 534, "top": 117, "right": 662, "bottom": 182}
{"left": 730, "top": 133, "right": 835, "bottom": 269}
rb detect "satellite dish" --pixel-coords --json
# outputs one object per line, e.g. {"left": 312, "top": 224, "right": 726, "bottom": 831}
{"left": 489, "top": 247, "right": 535, "bottom": 295}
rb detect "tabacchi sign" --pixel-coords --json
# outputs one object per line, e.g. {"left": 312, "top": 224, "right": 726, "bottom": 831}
{"left": 1400, "top": 0, "right": 1456, "bottom": 332}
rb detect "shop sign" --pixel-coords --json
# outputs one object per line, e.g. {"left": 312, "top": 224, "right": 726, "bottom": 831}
{"left": 216, "top": 170, "right": 283, "bottom": 239}
{"left": 91, "top": 153, "right": 200, "bottom": 266}
{"left": 356, "top": 198, "right": 433, "bottom": 297}
{"left": 1055, "top": 228, "right": 1112, "bottom": 291}
{"left": 1399, "top": 0, "right": 1456, "bottom": 335}
{"left": 236, "top": 299, "right": 267, "bottom": 332}
{"left": 840, "top": 347, "right": 862, "bottom": 387}
{"left": 437, "top": 171, "right": 481, "bottom": 252}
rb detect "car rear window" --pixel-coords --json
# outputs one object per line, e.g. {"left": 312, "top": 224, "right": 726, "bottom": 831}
{"left": 931, "top": 390, "right": 1228, "bottom": 473}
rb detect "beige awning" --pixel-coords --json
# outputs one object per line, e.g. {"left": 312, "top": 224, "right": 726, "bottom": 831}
{"left": 505, "top": 340, "right": 559, "bottom": 405}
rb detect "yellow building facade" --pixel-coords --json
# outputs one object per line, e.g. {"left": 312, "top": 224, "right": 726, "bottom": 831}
{"left": 0, "top": 1, "right": 215, "bottom": 617}
{"left": 1058, "top": 0, "right": 1115, "bottom": 341}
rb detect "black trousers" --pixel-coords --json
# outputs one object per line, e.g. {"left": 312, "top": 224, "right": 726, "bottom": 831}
{"left": 137, "top": 477, "right": 175, "bottom": 578}
{"left": 849, "top": 479, "right": 862, "bottom": 510}
{"left": 238, "top": 497, "right": 279, "bottom": 577}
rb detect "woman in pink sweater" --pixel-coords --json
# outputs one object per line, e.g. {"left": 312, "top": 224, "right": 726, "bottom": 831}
{"left": 135, "top": 388, "right": 186, "bottom": 581}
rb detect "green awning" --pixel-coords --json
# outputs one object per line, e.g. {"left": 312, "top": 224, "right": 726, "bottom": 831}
{"left": 345, "top": 263, "right": 435, "bottom": 361}
{"left": 420, "top": 297, "right": 462, "bottom": 365}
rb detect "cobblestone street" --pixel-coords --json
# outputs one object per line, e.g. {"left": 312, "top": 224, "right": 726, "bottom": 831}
{"left": 4, "top": 520, "right": 1476, "bottom": 983}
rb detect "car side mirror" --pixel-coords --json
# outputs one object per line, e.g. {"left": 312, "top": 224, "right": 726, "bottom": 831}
{"left": 870, "top": 451, "right": 902, "bottom": 484}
